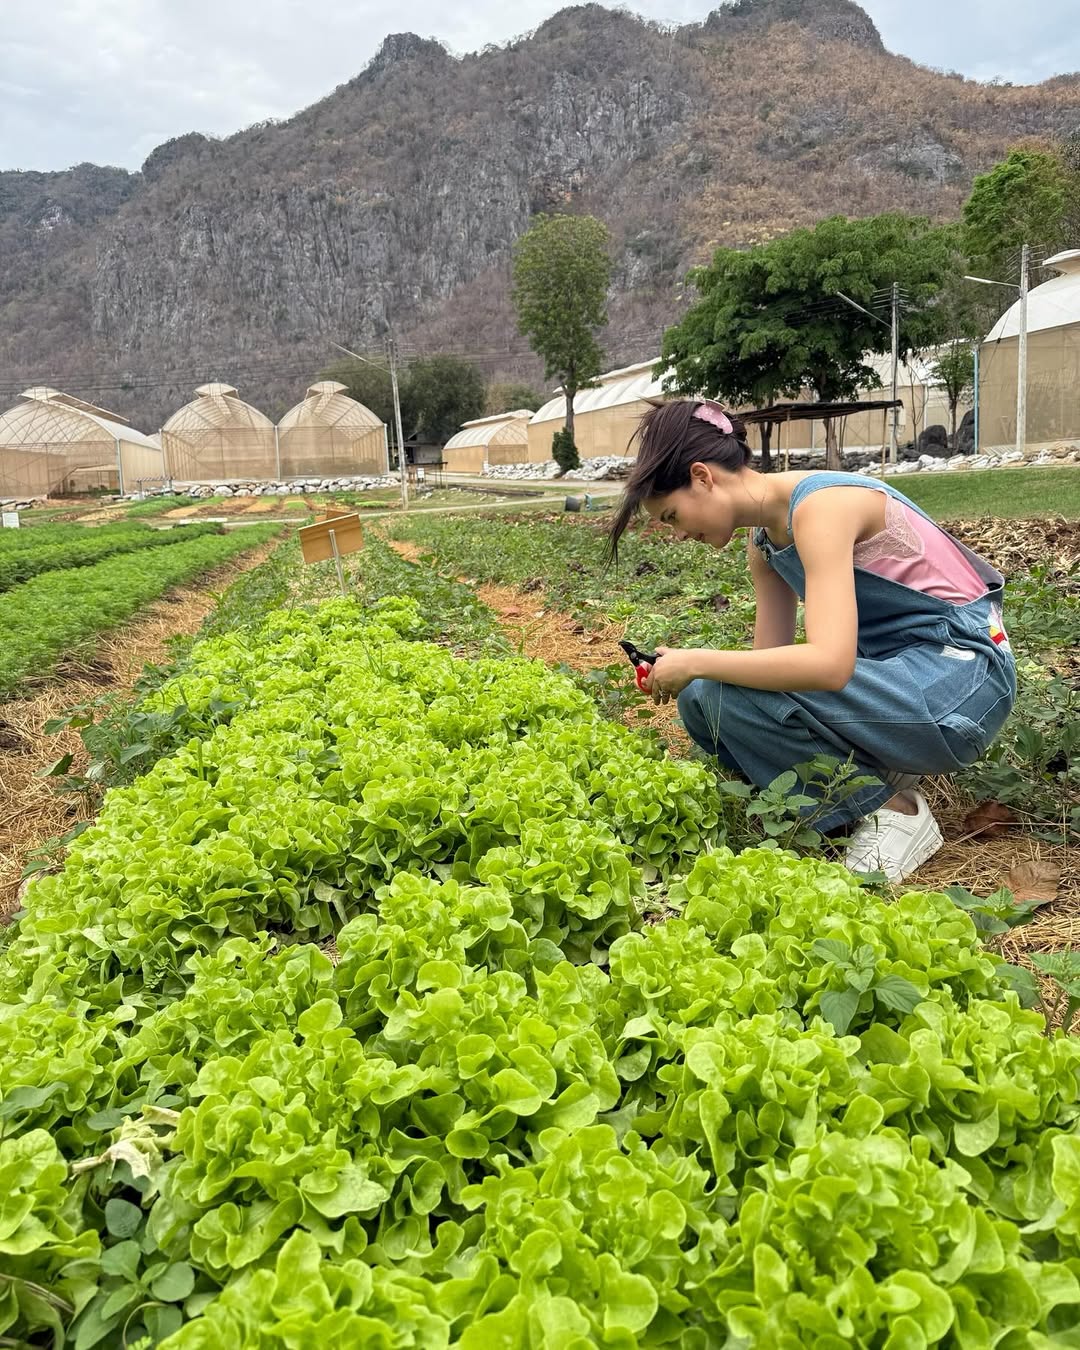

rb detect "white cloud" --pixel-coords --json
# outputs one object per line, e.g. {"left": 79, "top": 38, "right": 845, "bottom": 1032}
{"left": 1, "top": 0, "right": 1077, "bottom": 172}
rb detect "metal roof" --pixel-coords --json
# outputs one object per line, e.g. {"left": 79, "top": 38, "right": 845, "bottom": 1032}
{"left": 740, "top": 399, "right": 903, "bottom": 426}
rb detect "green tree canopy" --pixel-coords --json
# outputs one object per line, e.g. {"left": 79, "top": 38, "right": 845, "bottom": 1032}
{"left": 963, "top": 148, "right": 1077, "bottom": 279}
{"left": 484, "top": 381, "right": 545, "bottom": 416}
{"left": 402, "top": 355, "right": 486, "bottom": 444}
{"left": 930, "top": 344, "right": 975, "bottom": 441}
{"left": 319, "top": 358, "right": 396, "bottom": 426}
{"left": 660, "top": 213, "right": 965, "bottom": 467}
{"left": 512, "top": 213, "right": 611, "bottom": 446}
{"left": 321, "top": 353, "right": 486, "bottom": 445}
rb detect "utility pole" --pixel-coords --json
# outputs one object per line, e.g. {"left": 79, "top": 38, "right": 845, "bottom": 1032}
{"left": 889, "top": 281, "right": 900, "bottom": 465}
{"left": 835, "top": 285, "right": 903, "bottom": 464}
{"left": 1016, "top": 243, "right": 1029, "bottom": 456}
{"left": 386, "top": 335, "right": 409, "bottom": 511}
{"left": 329, "top": 338, "right": 408, "bottom": 509}
{"left": 972, "top": 341, "right": 980, "bottom": 454}
{"left": 964, "top": 244, "right": 1030, "bottom": 456}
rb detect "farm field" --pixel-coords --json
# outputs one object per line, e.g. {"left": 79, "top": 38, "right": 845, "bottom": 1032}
{"left": 0, "top": 524, "right": 282, "bottom": 700}
{"left": 1, "top": 510, "right": 1079, "bottom": 1347}
{"left": 394, "top": 505, "right": 1079, "bottom": 840}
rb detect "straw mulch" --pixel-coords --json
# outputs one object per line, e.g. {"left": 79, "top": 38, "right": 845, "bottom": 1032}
{"left": 0, "top": 541, "right": 279, "bottom": 922}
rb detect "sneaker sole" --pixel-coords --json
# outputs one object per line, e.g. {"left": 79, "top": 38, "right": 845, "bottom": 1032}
{"left": 895, "top": 825, "right": 944, "bottom": 882}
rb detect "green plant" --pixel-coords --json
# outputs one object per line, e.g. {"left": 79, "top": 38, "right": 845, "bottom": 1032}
{"left": 6, "top": 567, "right": 1080, "bottom": 1345}
{"left": 551, "top": 427, "right": 581, "bottom": 474}
{"left": 0, "top": 525, "right": 280, "bottom": 698}
{"left": 1031, "top": 950, "right": 1080, "bottom": 1035}
{"left": 512, "top": 213, "right": 611, "bottom": 447}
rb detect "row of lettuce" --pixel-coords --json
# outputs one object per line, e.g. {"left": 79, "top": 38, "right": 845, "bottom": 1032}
{"left": 3, "top": 550, "right": 1080, "bottom": 1346}
{"left": 0, "top": 524, "right": 280, "bottom": 698}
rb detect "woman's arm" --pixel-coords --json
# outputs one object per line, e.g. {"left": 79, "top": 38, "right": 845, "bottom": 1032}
{"left": 748, "top": 532, "right": 797, "bottom": 649}
{"left": 647, "top": 495, "right": 866, "bottom": 697}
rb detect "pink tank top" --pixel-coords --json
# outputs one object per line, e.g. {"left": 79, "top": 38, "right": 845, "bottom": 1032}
{"left": 852, "top": 493, "right": 985, "bottom": 605}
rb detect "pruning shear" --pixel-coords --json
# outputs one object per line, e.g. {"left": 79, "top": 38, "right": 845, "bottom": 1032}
{"left": 619, "top": 639, "right": 658, "bottom": 693}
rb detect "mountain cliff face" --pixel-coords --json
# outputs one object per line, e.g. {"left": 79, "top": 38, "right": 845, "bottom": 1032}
{"left": 2, "top": 0, "right": 1079, "bottom": 429}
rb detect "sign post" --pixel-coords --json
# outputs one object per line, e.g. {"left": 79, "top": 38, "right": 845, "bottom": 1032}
{"left": 298, "top": 512, "right": 364, "bottom": 597}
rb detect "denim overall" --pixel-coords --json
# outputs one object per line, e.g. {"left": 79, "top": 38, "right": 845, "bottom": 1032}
{"left": 677, "top": 473, "right": 1018, "bottom": 830}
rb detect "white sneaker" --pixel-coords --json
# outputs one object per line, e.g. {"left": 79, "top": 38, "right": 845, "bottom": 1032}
{"left": 844, "top": 791, "right": 943, "bottom": 883}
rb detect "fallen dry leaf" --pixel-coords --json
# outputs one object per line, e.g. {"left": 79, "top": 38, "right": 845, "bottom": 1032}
{"left": 961, "top": 801, "right": 1017, "bottom": 838}
{"left": 1007, "top": 860, "right": 1062, "bottom": 904}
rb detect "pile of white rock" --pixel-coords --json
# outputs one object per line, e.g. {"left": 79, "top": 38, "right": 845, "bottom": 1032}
{"left": 159, "top": 476, "right": 400, "bottom": 499}
{"left": 482, "top": 456, "right": 635, "bottom": 482}
{"left": 860, "top": 446, "right": 1080, "bottom": 477}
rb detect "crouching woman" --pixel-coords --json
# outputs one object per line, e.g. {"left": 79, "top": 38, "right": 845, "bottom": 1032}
{"left": 607, "top": 399, "right": 1016, "bottom": 881}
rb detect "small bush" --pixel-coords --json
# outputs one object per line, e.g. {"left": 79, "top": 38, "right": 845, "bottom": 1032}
{"left": 552, "top": 427, "right": 581, "bottom": 474}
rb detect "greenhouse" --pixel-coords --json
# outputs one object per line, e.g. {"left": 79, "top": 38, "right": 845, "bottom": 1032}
{"left": 527, "top": 360, "right": 667, "bottom": 462}
{"left": 979, "top": 248, "right": 1080, "bottom": 448}
{"left": 0, "top": 387, "right": 165, "bottom": 499}
{"left": 443, "top": 409, "right": 533, "bottom": 473}
{"left": 276, "top": 381, "right": 389, "bottom": 479}
{"left": 161, "top": 383, "right": 276, "bottom": 482}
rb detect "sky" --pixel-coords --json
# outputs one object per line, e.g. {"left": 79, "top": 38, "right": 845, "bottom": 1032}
{"left": 1, "top": 0, "right": 1078, "bottom": 173}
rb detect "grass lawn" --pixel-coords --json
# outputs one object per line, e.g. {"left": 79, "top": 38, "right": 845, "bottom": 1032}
{"left": 897, "top": 465, "right": 1080, "bottom": 518}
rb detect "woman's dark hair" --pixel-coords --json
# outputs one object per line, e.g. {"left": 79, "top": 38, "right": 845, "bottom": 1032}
{"left": 606, "top": 399, "right": 752, "bottom": 563}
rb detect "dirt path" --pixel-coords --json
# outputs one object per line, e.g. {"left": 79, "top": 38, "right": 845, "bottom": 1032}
{"left": 0, "top": 540, "right": 279, "bottom": 921}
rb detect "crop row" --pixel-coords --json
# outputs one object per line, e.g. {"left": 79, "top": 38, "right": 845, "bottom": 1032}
{"left": 0, "top": 524, "right": 281, "bottom": 699}
{"left": 394, "top": 512, "right": 756, "bottom": 652}
{"left": 3, "top": 585, "right": 1080, "bottom": 1346}
{"left": 0, "top": 522, "right": 223, "bottom": 593}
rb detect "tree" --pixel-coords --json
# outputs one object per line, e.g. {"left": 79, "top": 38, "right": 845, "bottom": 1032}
{"left": 401, "top": 356, "right": 485, "bottom": 444}
{"left": 551, "top": 428, "right": 581, "bottom": 475}
{"left": 963, "top": 148, "right": 1076, "bottom": 278}
{"left": 512, "top": 214, "right": 611, "bottom": 446}
{"left": 930, "top": 344, "right": 975, "bottom": 443}
{"left": 661, "top": 213, "right": 964, "bottom": 470}
{"left": 319, "top": 358, "right": 396, "bottom": 426}
{"left": 485, "top": 381, "right": 545, "bottom": 415}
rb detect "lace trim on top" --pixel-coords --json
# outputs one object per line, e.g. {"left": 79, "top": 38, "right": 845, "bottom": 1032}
{"left": 852, "top": 493, "right": 923, "bottom": 567}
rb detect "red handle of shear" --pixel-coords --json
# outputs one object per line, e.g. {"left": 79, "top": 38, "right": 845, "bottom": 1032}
{"left": 619, "top": 640, "right": 658, "bottom": 693}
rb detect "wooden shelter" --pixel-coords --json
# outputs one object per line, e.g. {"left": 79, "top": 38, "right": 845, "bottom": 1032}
{"left": 739, "top": 399, "right": 904, "bottom": 470}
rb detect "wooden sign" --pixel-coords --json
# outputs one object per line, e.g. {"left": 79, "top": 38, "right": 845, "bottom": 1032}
{"left": 316, "top": 503, "right": 354, "bottom": 520}
{"left": 299, "top": 513, "right": 363, "bottom": 565}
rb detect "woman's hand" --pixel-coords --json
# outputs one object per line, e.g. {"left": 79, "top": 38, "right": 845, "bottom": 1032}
{"left": 642, "top": 646, "right": 702, "bottom": 705}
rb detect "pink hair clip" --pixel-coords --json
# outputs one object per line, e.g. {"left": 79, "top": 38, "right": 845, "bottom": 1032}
{"left": 693, "top": 400, "right": 733, "bottom": 435}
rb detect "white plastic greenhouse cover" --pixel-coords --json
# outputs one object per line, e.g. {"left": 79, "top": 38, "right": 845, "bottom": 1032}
{"left": 987, "top": 250, "right": 1080, "bottom": 341}
{"left": 7, "top": 387, "right": 160, "bottom": 450}
{"left": 530, "top": 360, "right": 667, "bottom": 426}
{"left": 445, "top": 410, "right": 533, "bottom": 449}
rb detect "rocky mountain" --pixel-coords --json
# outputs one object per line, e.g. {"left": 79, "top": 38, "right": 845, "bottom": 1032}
{"left": 2, "top": 0, "right": 1079, "bottom": 430}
